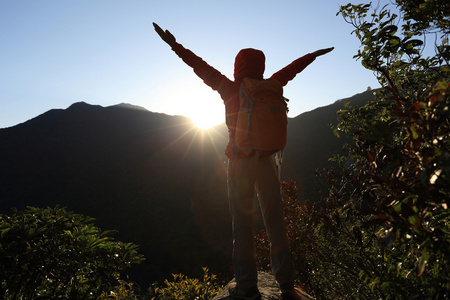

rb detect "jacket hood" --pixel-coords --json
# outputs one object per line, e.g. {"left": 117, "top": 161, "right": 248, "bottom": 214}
{"left": 234, "top": 48, "right": 265, "bottom": 82}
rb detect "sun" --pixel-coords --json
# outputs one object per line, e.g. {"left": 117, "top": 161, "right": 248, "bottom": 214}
{"left": 176, "top": 79, "right": 224, "bottom": 129}
{"left": 153, "top": 75, "right": 225, "bottom": 129}
{"left": 190, "top": 112, "right": 223, "bottom": 130}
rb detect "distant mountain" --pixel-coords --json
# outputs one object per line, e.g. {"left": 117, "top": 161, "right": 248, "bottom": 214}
{"left": 0, "top": 90, "right": 375, "bottom": 287}
{"left": 284, "top": 90, "right": 375, "bottom": 201}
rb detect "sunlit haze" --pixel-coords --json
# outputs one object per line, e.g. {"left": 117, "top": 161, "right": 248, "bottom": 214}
{"left": 0, "top": 0, "right": 388, "bottom": 129}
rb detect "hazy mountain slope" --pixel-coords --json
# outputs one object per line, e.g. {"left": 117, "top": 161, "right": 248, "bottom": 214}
{"left": 0, "top": 90, "right": 375, "bottom": 286}
{"left": 283, "top": 90, "right": 375, "bottom": 201}
{"left": 0, "top": 102, "right": 231, "bottom": 284}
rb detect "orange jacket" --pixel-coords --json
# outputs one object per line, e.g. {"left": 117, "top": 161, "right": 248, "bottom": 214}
{"left": 171, "top": 42, "right": 316, "bottom": 158}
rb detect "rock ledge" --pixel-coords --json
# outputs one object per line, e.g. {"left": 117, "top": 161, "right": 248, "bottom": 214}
{"left": 212, "top": 272, "right": 282, "bottom": 300}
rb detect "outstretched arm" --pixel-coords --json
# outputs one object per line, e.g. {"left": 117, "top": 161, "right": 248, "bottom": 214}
{"left": 152, "top": 22, "right": 234, "bottom": 99}
{"left": 271, "top": 47, "right": 334, "bottom": 86}
{"left": 153, "top": 23, "right": 176, "bottom": 48}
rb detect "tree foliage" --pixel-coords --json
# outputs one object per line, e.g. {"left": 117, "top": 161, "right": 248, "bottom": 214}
{"left": 395, "top": 0, "right": 450, "bottom": 34}
{"left": 255, "top": 1, "right": 449, "bottom": 299}
{"left": 330, "top": 1, "right": 449, "bottom": 298}
{"left": 0, "top": 206, "right": 144, "bottom": 299}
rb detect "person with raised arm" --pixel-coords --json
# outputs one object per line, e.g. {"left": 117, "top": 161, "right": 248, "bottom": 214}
{"left": 154, "top": 22, "right": 333, "bottom": 300}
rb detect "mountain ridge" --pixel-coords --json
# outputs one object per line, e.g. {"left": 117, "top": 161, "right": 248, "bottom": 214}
{"left": 0, "top": 89, "right": 375, "bottom": 287}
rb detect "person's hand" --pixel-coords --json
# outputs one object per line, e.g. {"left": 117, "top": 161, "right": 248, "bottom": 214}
{"left": 153, "top": 23, "right": 176, "bottom": 47}
{"left": 313, "top": 47, "right": 334, "bottom": 57}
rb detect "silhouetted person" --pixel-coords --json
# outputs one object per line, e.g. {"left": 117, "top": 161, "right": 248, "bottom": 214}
{"left": 154, "top": 22, "right": 333, "bottom": 300}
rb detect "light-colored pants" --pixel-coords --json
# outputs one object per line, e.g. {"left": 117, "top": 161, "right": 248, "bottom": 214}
{"left": 227, "top": 155, "right": 294, "bottom": 289}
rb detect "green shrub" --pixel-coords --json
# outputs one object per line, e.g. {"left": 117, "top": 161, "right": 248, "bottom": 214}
{"left": 100, "top": 279, "right": 139, "bottom": 299}
{"left": 255, "top": 180, "right": 379, "bottom": 299}
{"left": 147, "top": 267, "right": 220, "bottom": 300}
{"left": 0, "top": 206, "right": 144, "bottom": 299}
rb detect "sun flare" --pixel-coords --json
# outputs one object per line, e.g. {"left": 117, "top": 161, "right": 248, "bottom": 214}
{"left": 153, "top": 75, "right": 225, "bottom": 130}
{"left": 190, "top": 113, "right": 223, "bottom": 130}
{"left": 180, "top": 82, "right": 225, "bottom": 129}
{"left": 184, "top": 86, "right": 224, "bottom": 129}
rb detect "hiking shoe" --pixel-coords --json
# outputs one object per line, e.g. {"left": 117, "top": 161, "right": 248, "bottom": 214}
{"left": 228, "top": 283, "right": 262, "bottom": 300}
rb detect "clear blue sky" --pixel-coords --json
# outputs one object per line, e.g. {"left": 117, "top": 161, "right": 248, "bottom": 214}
{"left": 0, "top": 0, "right": 384, "bottom": 129}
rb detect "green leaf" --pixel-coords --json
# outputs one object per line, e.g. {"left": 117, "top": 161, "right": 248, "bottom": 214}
{"left": 410, "top": 126, "right": 419, "bottom": 139}
{"left": 333, "top": 129, "right": 341, "bottom": 138}
{"left": 417, "top": 249, "right": 429, "bottom": 276}
{"left": 1, "top": 227, "right": 11, "bottom": 238}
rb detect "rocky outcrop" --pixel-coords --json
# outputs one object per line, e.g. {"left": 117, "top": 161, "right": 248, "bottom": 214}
{"left": 212, "top": 271, "right": 315, "bottom": 300}
{"left": 212, "top": 272, "right": 283, "bottom": 300}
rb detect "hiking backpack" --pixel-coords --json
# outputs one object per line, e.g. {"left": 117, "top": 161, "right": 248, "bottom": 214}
{"left": 233, "top": 77, "right": 288, "bottom": 156}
